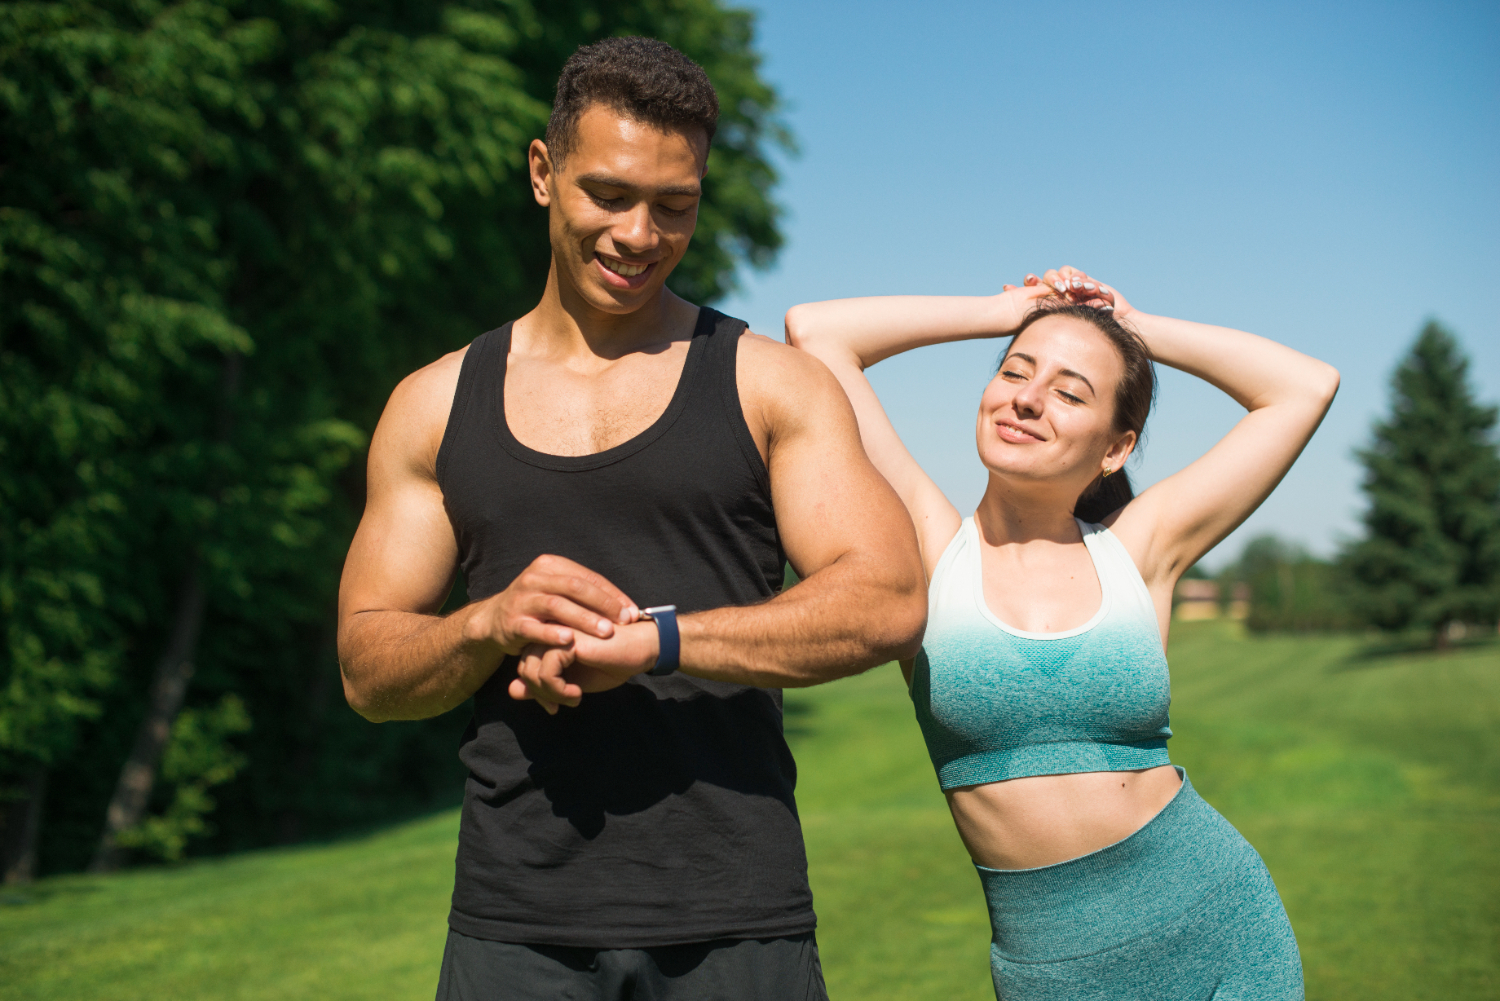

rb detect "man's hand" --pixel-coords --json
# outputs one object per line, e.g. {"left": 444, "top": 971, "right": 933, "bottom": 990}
{"left": 471, "top": 553, "right": 640, "bottom": 655}
{"left": 474, "top": 554, "right": 641, "bottom": 712}
{"left": 508, "top": 620, "right": 658, "bottom": 714}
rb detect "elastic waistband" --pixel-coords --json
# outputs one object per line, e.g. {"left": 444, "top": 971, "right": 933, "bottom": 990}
{"left": 975, "top": 768, "right": 1254, "bottom": 962}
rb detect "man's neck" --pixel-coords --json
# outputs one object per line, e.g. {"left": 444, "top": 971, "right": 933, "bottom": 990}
{"left": 517, "top": 263, "right": 700, "bottom": 363}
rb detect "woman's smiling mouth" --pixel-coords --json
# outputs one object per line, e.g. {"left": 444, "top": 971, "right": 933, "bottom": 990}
{"left": 995, "top": 420, "right": 1044, "bottom": 444}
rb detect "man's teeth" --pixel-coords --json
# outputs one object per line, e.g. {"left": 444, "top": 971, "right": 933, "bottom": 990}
{"left": 600, "top": 257, "right": 648, "bottom": 277}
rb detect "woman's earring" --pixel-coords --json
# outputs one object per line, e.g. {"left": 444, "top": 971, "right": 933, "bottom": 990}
{"left": 1102, "top": 467, "right": 1113, "bottom": 478}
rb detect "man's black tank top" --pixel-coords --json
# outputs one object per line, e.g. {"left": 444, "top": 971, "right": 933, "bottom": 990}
{"left": 435, "top": 307, "right": 813, "bottom": 949}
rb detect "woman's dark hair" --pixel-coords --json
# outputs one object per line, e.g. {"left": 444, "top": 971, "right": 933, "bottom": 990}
{"left": 545, "top": 37, "right": 719, "bottom": 167}
{"left": 1002, "top": 302, "right": 1157, "bottom": 522}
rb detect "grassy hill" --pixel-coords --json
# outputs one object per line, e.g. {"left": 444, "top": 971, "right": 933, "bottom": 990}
{"left": 2, "top": 622, "right": 1496, "bottom": 999}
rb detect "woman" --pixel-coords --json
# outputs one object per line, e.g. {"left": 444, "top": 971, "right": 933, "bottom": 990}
{"left": 787, "top": 268, "right": 1337, "bottom": 999}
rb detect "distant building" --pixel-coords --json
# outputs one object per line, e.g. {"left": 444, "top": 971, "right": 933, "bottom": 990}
{"left": 1175, "top": 579, "right": 1220, "bottom": 620}
{"left": 1226, "top": 582, "right": 1250, "bottom": 621}
{"left": 1173, "top": 580, "right": 1251, "bottom": 621}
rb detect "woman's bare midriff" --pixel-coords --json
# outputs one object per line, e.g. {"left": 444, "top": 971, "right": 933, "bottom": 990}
{"left": 947, "top": 765, "right": 1183, "bottom": 870}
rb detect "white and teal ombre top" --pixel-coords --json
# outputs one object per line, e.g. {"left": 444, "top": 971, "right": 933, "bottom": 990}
{"left": 911, "top": 517, "right": 1173, "bottom": 790}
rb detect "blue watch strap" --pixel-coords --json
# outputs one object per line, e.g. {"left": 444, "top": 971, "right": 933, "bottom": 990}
{"left": 641, "top": 605, "right": 679, "bottom": 676}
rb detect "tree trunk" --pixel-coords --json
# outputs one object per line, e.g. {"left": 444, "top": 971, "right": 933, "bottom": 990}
{"left": 1, "top": 767, "right": 47, "bottom": 884}
{"left": 89, "top": 558, "right": 206, "bottom": 872}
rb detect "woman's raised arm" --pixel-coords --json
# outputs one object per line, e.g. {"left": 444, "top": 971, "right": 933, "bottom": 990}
{"left": 785, "top": 287, "right": 1051, "bottom": 572}
{"left": 1043, "top": 268, "right": 1341, "bottom": 595}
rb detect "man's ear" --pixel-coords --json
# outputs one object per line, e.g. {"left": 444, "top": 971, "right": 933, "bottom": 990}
{"left": 529, "top": 139, "right": 554, "bottom": 207}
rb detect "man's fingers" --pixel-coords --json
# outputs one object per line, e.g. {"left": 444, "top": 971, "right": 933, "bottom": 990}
{"left": 509, "top": 643, "right": 578, "bottom": 713}
{"left": 507, "top": 675, "right": 564, "bottom": 714}
{"left": 516, "top": 644, "right": 582, "bottom": 708}
{"left": 527, "top": 556, "right": 638, "bottom": 623}
{"left": 522, "top": 589, "right": 623, "bottom": 639}
{"left": 512, "top": 617, "right": 575, "bottom": 648}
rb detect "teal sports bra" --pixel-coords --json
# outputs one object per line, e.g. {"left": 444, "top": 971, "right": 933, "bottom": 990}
{"left": 911, "top": 517, "right": 1173, "bottom": 790}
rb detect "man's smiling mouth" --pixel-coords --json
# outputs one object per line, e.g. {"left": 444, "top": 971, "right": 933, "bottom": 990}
{"left": 597, "top": 255, "right": 650, "bottom": 277}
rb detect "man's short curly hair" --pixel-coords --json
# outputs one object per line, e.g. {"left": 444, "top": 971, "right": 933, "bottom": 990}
{"left": 544, "top": 37, "right": 719, "bottom": 167}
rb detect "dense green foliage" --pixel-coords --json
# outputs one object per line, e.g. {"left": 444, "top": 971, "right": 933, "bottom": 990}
{"left": 0, "top": 0, "right": 788, "bottom": 873}
{"left": 2, "top": 627, "right": 1496, "bottom": 998}
{"left": 1217, "top": 535, "right": 1354, "bottom": 633}
{"left": 1341, "top": 322, "right": 1500, "bottom": 642}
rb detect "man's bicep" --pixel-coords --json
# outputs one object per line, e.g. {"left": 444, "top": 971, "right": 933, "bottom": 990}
{"left": 338, "top": 374, "right": 463, "bottom": 622}
{"left": 762, "top": 353, "right": 920, "bottom": 579}
{"left": 341, "top": 475, "right": 460, "bottom": 618}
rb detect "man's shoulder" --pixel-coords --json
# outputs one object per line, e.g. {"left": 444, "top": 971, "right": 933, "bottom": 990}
{"left": 373, "top": 344, "right": 472, "bottom": 476}
{"left": 390, "top": 344, "right": 470, "bottom": 424}
{"left": 733, "top": 327, "right": 854, "bottom": 439}
{"left": 735, "top": 328, "right": 843, "bottom": 397}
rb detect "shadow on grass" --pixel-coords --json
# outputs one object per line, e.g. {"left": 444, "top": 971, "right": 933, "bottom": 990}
{"left": 0, "top": 879, "right": 104, "bottom": 908}
{"left": 782, "top": 696, "right": 817, "bottom": 739}
{"left": 1333, "top": 632, "right": 1498, "bottom": 671}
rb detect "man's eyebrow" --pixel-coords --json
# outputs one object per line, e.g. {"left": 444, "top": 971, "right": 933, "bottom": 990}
{"left": 575, "top": 173, "right": 701, "bottom": 198}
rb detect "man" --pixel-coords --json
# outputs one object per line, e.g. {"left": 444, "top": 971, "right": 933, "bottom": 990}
{"left": 338, "top": 36, "right": 925, "bottom": 1000}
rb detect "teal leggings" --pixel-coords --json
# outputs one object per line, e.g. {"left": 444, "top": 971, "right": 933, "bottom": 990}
{"left": 976, "top": 769, "right": 1303, "bottom": 1000}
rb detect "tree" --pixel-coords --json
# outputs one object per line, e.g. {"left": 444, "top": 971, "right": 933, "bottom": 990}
{"left": 1342, "top": 322, "right": 1500, "bottom": 645}
{"left": 1, "top": 0, "right": 789, "bottom": 878}
{"left": 1218, "top": 535, "right": 1352, "bottom": 633}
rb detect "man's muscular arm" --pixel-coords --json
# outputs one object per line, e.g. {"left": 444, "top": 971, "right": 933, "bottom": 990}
{"left": 513, "top": 334, "right": 927, "bottom": 697}
{"left": 337, "top": 351, "right": 636, "bottom": 721}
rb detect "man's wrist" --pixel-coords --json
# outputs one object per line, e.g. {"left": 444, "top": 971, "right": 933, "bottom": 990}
{"left": 640, "top": 605, "right": 679, "bottom": 675}
{"left": 457, "top": 599, "right": 501, "bottom": 650}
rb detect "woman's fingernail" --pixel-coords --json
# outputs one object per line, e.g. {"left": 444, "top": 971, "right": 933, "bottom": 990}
{"left": 1053, "top": 281, "right": 1066, "bottom": 293}
{"left": 1083, "top": 282, "right": 1095, "bottom": 290}
{"left": 1101, "top": 305, "right": 1115, "bottom": 311}
{"left": 1071, "top": 278, "right": 1082, "bottom": 288}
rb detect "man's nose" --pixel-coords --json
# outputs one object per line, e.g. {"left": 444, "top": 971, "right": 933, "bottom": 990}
{"left": 613, "top": 203, "right": 657, "bottom": 256}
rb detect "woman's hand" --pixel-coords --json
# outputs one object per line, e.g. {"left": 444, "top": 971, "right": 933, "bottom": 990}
{"left": 1012, "top": 267, "right": 1136, "bottom": 321}
{"left": 991, "top": 278, "right": 1063, "bottom": 332}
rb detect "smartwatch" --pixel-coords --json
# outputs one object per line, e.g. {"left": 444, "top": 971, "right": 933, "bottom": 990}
{"left": 640, "top": 605, "right": 680, "bottom": 676}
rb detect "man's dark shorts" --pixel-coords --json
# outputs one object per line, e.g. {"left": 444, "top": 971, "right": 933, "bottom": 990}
{"left": 435, "top": 929, "right": 829, "bottom": 1001}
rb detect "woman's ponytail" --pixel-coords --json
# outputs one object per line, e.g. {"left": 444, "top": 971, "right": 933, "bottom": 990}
{"left": 1073, "top": 468, "right": 1135, "bottom": 523}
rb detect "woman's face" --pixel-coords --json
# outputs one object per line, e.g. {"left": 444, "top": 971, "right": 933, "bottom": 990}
{"left": 976, "top": 315, "right": 1136, "bottom": 491}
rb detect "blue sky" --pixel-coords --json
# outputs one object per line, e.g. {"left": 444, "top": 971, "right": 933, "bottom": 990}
{"left": 719, "top": 0, "right": 1500, "bottom": 568}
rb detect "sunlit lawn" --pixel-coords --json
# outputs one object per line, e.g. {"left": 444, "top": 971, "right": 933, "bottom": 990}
{"left": 2, "top": 622, "right": 1495, "bottom": 999}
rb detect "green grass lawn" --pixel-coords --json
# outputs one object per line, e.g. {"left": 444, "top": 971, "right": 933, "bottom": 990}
{"left": 2, "top": 622, "right": 1496, "bottom": 999}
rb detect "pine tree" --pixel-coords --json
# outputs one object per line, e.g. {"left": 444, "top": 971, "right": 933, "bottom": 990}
{"left": 1343, "top": 322, "right": 1500, "bottom": 644}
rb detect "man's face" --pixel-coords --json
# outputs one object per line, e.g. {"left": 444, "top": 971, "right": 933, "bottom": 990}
{"left": 531, "top": 105, "right": 707, "bottom": 315}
